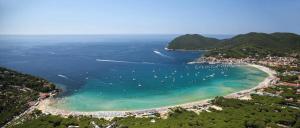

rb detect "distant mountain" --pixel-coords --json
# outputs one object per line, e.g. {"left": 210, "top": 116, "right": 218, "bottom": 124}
{"left": 167, "top": 34, "right": 220, "bottom": 50}
{"left": 167, "top": 32, "right": 300, "bottom": 58}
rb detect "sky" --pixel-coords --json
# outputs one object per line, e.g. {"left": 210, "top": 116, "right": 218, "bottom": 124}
{"left": 0, "top": 0, "right": 300, "bottom": 35}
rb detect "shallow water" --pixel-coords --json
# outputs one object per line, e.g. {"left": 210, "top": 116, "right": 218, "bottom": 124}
{"left": 0, "top": 35, "right": 268, "bottom": 111}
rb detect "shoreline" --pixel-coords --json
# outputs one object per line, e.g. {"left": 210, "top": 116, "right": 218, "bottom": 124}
{"left": 224, "top": 64, "right": 277, "bottom": 99}
{"left": 36, "top": 63, "right": 277, "bottom": 119}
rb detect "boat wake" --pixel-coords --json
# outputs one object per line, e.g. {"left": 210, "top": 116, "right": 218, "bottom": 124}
{"left": 58, "top": 74, "right": 69, "bottom": 79}
{"left": 96, "top": 59, "right": 155, "bottom": 65}
{"left": 153, "top": 50, "right": 172, "bottom": 58}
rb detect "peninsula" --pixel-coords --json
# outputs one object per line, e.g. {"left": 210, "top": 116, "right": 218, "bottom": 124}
{"left": 167, "top": 32, "right": 300, "bottom": 58}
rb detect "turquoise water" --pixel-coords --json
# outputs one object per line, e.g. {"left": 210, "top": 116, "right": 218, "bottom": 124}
{"left": 0, "top": 35, "right": 268, "bottom": 111}
{"left": 53, "top": 65, "right": 267, "bottom": 111}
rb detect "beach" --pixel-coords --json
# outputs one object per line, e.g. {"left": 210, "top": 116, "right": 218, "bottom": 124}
{"left": 36, "top": 63, "right": 277, "bottom": 119}
{"left": 224, "top": 64, "right": 277, "bottom": 99}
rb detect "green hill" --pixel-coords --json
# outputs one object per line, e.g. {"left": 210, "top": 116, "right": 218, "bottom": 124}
{"left": 0, "top": 67, "right": 56, "bottom": 127}
{"left": 167, "top": 32, "right": 300, "bottom": 58}
{"left": 167, "top": 34, "right": 220, "bottom": 50}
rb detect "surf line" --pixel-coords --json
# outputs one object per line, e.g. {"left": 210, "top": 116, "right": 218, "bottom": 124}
{"left": 96, "top": 59, "right": 155, "bottom": 65}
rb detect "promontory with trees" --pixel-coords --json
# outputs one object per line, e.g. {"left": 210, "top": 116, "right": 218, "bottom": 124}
{"left": 0, "top": 67, "right": 57, "bottom": 127}
{"left": 167, "top": 32, "right": 300, "bottom": 58}
{"left": 168, "top": 32, "right": 300, "bottom": 86}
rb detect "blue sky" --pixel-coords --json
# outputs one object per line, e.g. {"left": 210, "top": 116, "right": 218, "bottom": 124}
{"left": 0, "top": 0, "right": 300, "bottom": 35}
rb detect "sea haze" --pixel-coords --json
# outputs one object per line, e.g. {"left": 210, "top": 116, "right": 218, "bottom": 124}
{"left": 0, "top": 35, "right": 267, "bottom": 111}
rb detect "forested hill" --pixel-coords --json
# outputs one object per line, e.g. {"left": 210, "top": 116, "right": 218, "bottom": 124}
{"left": 167, "top": 32, "right": 300, "bottom": 58}
{"left": 167, "top": 34, "right": 221, "bottom": 50}
{"left": 0, "top": 67, "right": 56, "bottom": 127}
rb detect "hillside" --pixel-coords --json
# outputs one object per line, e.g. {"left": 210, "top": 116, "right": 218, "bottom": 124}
{"left": 167, "top": 34, "right": 220, "bottom": 50}
{"left": 0, "top": 67, "right": 56, "bottom": 127}
{"left": 167, "top": 32, "right": 300, "bottom": 58}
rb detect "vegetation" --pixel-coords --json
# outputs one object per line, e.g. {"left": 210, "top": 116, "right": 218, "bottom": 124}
{"left": 265, "top": 85, "right": 300, "bottom": 102}
{"left": 10, "top": 110, "right": 109, "bottom": 128}
{"left": 0, "top": 67, "right": 56, "bottom": 127}
{"left": 167, "top": 34, "right": 220, "bottom": 50}
{"left": 270, "top": 65, "right": 300, "bottom": 73}
{"left": 10, "top": 85, "right": 300, "bottom": 128}
{"left": 167, "top": 32, "right": 300, "bottom": 58}
{"left": 279, "top": 75, "right": 299, "bottom": 83}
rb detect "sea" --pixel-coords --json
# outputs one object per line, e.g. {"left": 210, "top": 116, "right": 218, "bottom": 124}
{"left": 0, "top": 35, "right": 268, "bottom": 111}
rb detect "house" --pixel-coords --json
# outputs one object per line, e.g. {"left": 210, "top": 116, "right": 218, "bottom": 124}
{"left": 39, "top": 93, "right": 50, "bottom": 100}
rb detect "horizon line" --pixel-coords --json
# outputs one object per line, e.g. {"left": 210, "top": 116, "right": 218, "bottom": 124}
{"left": 0, "top": 31, "right": 299, "bottom": 36}
{"left": 0, "top": 33, "right": 235, "bottom": 36}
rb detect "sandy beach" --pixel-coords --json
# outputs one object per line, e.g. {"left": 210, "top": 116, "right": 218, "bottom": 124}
{"left": 36, "top": 63, "right": 277, "bottom": 119}
{"left": 224, "top": 64, "right": 277, "bottom": 99}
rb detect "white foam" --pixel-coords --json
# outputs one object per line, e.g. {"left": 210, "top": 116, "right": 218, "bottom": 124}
{"left": 142, "top": 62, "right": 155, "bottom": 64}
{"left": 58, "top": 74, "right": 68, "bottom": 79}
{"left": 96, "top": 59, "right": 155, "bottom": 65}
{"left": 96, "top": 59, "right": 136, "bottom": 64}
{"left": 153, "top": 50, "right": 172, "bottom": 58}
